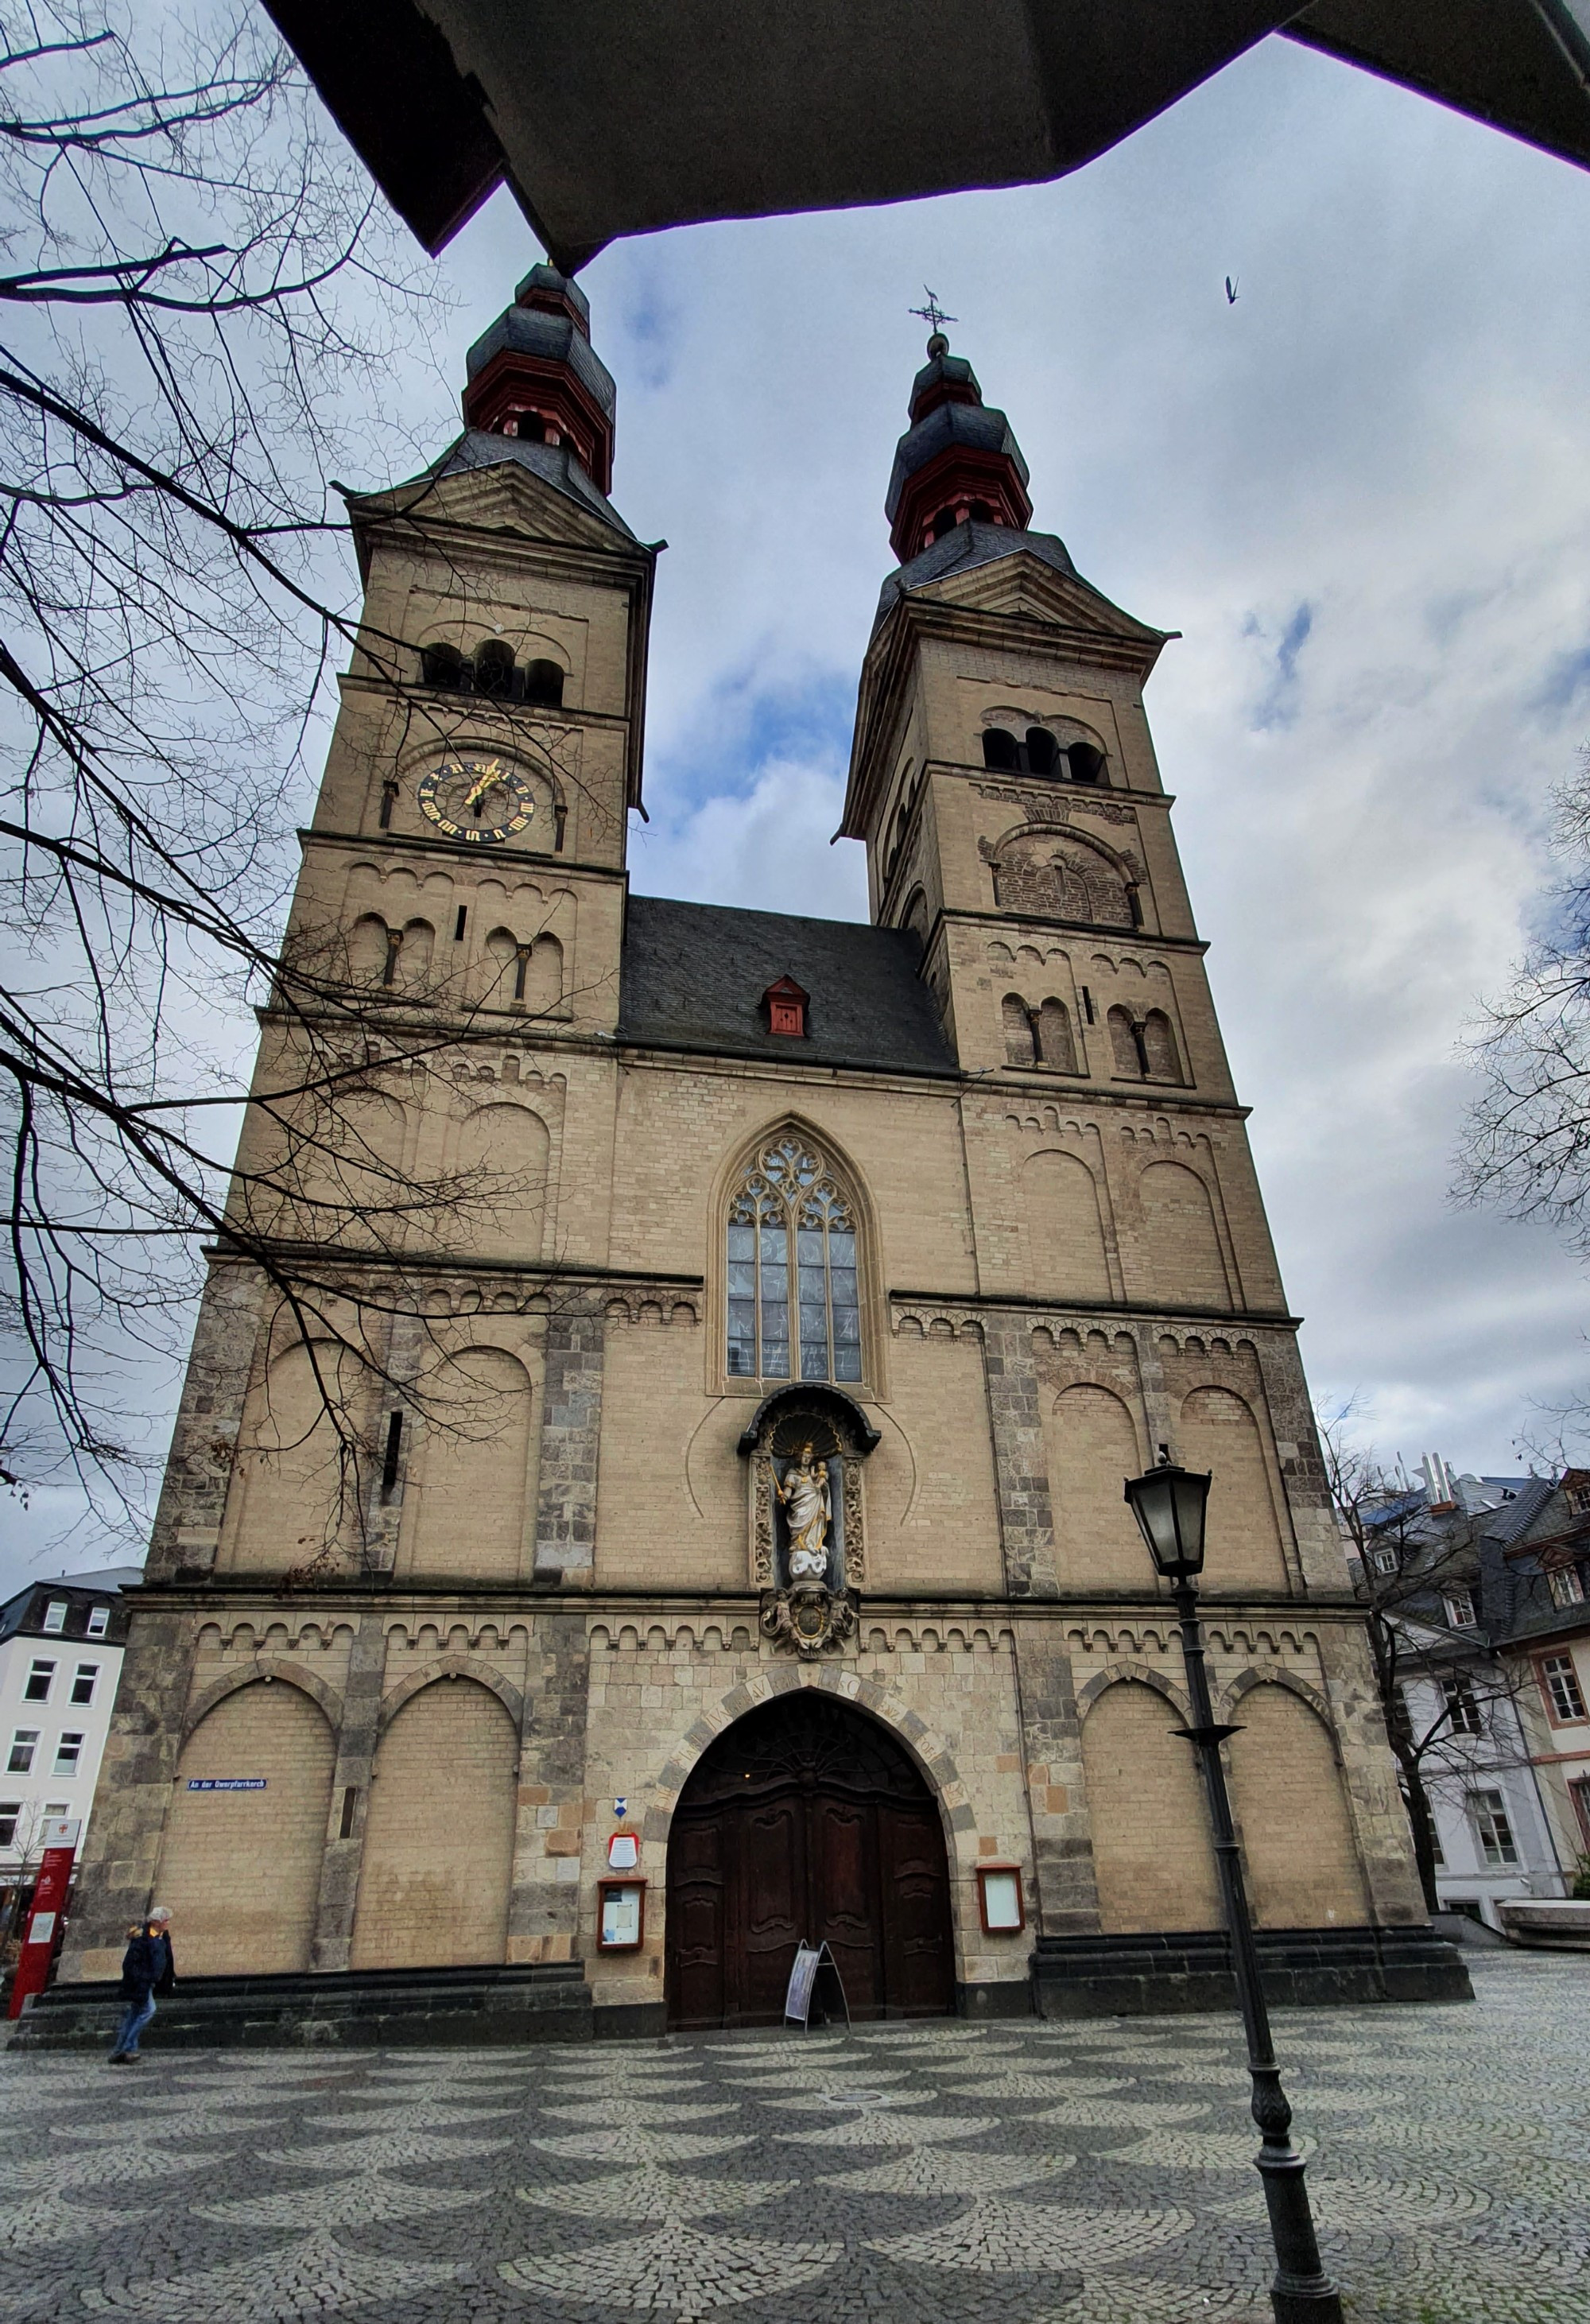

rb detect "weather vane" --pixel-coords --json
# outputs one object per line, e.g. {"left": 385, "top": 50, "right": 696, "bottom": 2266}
{"left": 909, "top": 287, "right": 956, "bottom": 337}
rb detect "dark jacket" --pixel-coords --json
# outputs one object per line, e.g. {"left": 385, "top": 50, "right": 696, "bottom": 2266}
{"left": 120, "top": 1927, "right": 175, "bottom": 1998}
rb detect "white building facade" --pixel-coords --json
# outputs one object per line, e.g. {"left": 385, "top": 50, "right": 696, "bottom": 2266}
{"left": 1, "top": 1570, "right": 139, "bottom": 1899}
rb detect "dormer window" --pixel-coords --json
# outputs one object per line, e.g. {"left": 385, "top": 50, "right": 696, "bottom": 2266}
{"left": 763, "top": 976, "right": 809, "bottom": 1038}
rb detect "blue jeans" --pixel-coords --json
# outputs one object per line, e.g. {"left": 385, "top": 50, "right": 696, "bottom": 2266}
{"left": 111, "top": 1989, "right": 156, "bottom": 2057}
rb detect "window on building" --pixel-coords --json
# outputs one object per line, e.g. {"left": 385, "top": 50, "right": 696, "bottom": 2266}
{"left": 52, "top": 1732, "right": 84, "bottom": 1778}
{"left": 1569, "top": 1774, "right": 1590, "bottom": 1849}
{"left": 1140, "top": 1009, "right": 1182, "bottom": 1083}
{"left": 1429, "top": 1824, "right": 1445, "bottom": 1865}
{"left": 42, "top": 1600, "right": 67, "bottom": 1634}
{"left": 1441, "top": 1676, "right": 1483, "bottom": 1736}
{"left": 1444, "top": 1589, "right": 1477, "bottom": 1628}
{"left": 1002, "top": 995, "right": 1036, "bottom": 1067}
{"left": 1540, "top": 1652, "right": 1588, "bottom": 1724}
{"left": 23, "top": 1659, "right": 55, "bottom": 1703}
{"left": 1468, "top": 1790, "right": 1518, "bottom": 1868}
{"left": 472, "top": 638, "right": 516, "bottom": 697}
{"left": 1548, "top": 1563, "right": 1586, "bottom": 1608}
{"left": 8, "top": 1730, "right": 39, "bottom": 1775}
{"left": 1037, "top": 997, "right": 1077, "bottom": 1072}
{"left": 70, "top": 1665, "right": 99, "bottom": 1706}
{"left": 0, "top": 1803, "right": 19, "bottom": 1849}
{"left": 524, "top": 658, "right": 564, "bottom": 708}
{"left": 1024, "top": 727, "right": 1058, "bottom": 776}
{"left": 43, "top": 1800, "right": 68, "bottom": 1817}
{"left": 86, "top": 1605, "right": 109, "bottom": 1638}
{"left": 1371, "top": 1547, "right": 1398, "bottom": 1574}
{"left": 727, "top": 1135, "right": 861, "bottom": 1385}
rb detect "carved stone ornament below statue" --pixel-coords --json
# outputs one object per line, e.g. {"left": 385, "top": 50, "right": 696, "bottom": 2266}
{"left": 738, "top": 1385, "right": 876, "bottom": 1658}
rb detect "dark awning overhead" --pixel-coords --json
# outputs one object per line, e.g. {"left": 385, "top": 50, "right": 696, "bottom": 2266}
{"left": 263, "top": 0, "right": 1590, "bottom": 268}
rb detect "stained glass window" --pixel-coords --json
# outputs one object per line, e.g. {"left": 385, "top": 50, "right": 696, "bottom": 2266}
{"left": 727, "top": 1137, "right": 861, "bottom": 1383}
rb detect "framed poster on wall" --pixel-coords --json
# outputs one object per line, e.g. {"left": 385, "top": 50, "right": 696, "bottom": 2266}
{"left": 597, "top": 1877, "right": 646, "bottom": 1950}
{"left": 976, "top": 1864, "right": 1026, "bottom": 1934}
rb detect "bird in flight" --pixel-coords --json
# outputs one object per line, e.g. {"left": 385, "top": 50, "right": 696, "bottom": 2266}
{"left": 1225, "top": 276, "right": 1239, "bottom": 305}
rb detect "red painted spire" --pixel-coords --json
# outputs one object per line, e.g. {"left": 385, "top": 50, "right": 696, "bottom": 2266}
{"left": 885, "top": 331, "right": 1032, "bottom": 564}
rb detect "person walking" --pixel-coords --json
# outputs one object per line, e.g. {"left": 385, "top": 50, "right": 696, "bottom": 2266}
{"left": 107, "top": 1907, "right": 174, "bottom": 2063}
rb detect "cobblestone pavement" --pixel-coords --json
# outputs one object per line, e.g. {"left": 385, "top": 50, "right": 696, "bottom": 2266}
{"left": 2, "top": 1952, "right": 1585, "bottom": 2324}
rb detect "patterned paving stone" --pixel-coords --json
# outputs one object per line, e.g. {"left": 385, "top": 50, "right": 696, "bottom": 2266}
{"left": 515, "top": 2167, "right": 797, "bottom": 2221}
{"left": 866, "top": 2197, "right": 1196, "bottom": 2273}
{"left": 497, "top": 2221, "right": 843, "bottom": 2317}
{"left": 1, "top": 1950, "right": 1584, "bottom": 2323}
{"left": 193, "top": 2171, "right": 493, "bottom": 2229}
{"left": 78, "top": 2229, "right": 464, "bottom": 2319}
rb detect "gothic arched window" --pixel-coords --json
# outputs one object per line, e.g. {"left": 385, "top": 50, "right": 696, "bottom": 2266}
{"left": 727, "top": 1135, "right": 861, "bottom": 1384}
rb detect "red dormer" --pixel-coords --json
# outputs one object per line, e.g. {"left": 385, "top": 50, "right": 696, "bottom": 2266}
{"left": 762, "top": 975, "right": 809, "bottom": 1038}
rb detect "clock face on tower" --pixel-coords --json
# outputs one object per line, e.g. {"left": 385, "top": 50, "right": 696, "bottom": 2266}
{"left": 416, "top": 755, "right": 537, "bottom": 843}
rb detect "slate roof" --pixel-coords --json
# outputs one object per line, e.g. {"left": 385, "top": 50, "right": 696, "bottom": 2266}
{"left": 423, "top": 430, "right": 637, "bottom": 540}
{"left": 871, "top": 519, "right": 1079, "bottom": 634}
{"left": 618, "top": 895, "right": 956, "bottom": 1077}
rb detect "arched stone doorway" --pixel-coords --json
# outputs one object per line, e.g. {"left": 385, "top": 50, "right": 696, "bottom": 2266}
{"left": 665, "top": 1690, "right": 955, "bottom": 2030}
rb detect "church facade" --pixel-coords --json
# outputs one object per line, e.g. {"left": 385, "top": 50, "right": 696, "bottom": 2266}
{"left": 57, "top": 271, "right": 1461, "bottom": 2035}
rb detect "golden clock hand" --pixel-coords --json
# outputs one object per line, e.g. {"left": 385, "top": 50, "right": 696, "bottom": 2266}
{"left": 463, "top": 760, "right": 506, "bottom": 814}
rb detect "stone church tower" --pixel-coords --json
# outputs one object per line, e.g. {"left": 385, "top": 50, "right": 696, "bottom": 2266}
{"left": 51, "top": 274, "right": 1460, "bottom": 2040}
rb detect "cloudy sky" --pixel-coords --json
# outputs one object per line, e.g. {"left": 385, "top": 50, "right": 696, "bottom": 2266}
{"left": 7, "top": 27, "right": 1590, "bottom": 1591}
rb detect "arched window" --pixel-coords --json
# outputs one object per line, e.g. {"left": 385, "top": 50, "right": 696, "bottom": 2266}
{"left": 727, "top": 1135, "right": 861, "bottom": 1384}
{"left": 523, "top": 658, "right": 564, "bottom": 708}
{"left": 473, "top": 639, "right": 515, "bottom": 698}
{"left": 1002, "top": 995, "right": 1036, "bottom": 1067}
{"left": 1068, "top": 741, "right": 1105, "bottom": 784}
{"left": 982, "top": 726, "right": 1068, "bottom": 778}
{"left": 1142, "top": 1009, "right": 1182, "bottom": 1082}
{"left": 420, "top": 642, "right": 465, "bottom": 692}
{"left": 1037, "top": 997, "right": 1077, "bottom": 1071}
{"left": 1108, "top": 1004, "right": 1144, "bottom": 1077}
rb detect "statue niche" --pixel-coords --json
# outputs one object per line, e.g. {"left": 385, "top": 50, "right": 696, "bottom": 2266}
{"left": 739, "top": 1387, "right": 877, "bottom": 1658}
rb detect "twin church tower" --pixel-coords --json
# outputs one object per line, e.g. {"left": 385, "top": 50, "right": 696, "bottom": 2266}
{"left": 57, "top": 268, "right": 1454, "bottom": 2035}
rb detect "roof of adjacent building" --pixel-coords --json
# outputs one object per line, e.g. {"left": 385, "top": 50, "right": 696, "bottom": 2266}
{"left": 618, "top": 895, "right": 956, "bottom": 1077}
{"left": 0, "top": 1566, "right": 142, "bottom": 1646}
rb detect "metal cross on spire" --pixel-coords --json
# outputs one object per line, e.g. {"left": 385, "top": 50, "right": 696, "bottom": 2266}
{"left": 909, "top": 287, "right": 956, "bottom": 337}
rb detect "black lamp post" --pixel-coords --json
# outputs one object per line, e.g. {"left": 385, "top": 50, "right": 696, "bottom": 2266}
{"left": 1123, "top": 1447, "right": 1344, "bottom": 2324}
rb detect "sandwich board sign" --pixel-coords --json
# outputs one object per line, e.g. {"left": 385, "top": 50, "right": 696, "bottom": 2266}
{"left": 783, "top": 1940, "right": 851, "bottom": 2030}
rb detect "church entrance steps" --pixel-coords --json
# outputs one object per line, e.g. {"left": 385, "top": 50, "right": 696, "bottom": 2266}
{"left": 6, "top": 1960, "right": 591, "bottom": 2051}
{"left": 1032, "top": 1924, "right": 1472, "bottom": 2019}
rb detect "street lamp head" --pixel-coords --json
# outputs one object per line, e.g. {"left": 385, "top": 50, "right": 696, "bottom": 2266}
{"left": 1124, "top": 1445, "right": 1212, "bottom": 1582}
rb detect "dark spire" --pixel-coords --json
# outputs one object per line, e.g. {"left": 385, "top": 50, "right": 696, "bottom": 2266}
{"left": 461, "top": 262, "right": 617, "bottom": 495}
{"left": 884, "top": 329, "right": 1032, "bottom": 564}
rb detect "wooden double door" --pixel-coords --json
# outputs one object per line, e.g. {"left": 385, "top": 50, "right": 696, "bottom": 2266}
{"left": 665, "top": 1691, "right": 955, "bottom": 2029}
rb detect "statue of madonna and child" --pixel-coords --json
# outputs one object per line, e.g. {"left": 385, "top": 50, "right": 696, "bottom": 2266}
{"left": 775, "top": 1441, "right": 833, "bottom": 1584}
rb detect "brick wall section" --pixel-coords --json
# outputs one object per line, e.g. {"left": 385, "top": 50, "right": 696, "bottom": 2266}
{"left": 1010, "top": 1620, "right": 1100, "bottom": 1934}
{"left": 309, "top": 1612, "right": 387, "bottom": 1972}
{"left": 533, "top": 1302, "right": 605, "bottom": 1577}
{"left": 1081, "top": 1678, "right": 1222, "bottom": 1931}
{"left": 1229, "top": 1683, "right": 1371, "bottom": 1928}
{"left": 508, "top": 1612, "right": 591, "bottom": 1964}
{"left": 350, "top": 1679, "right": 518, "bottom": 1969}
{"left": 56, "top": 1608, "right": 200, "bottom": 1981}
{"left": 157, "top": 1681, "right": 336, "bottom": 1973}
{"left": 145, "top": 1259, "right": 262, "bottom": 1579}
{"left": 980, "top": 1315, "right": 1058, "bottom": 1597}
